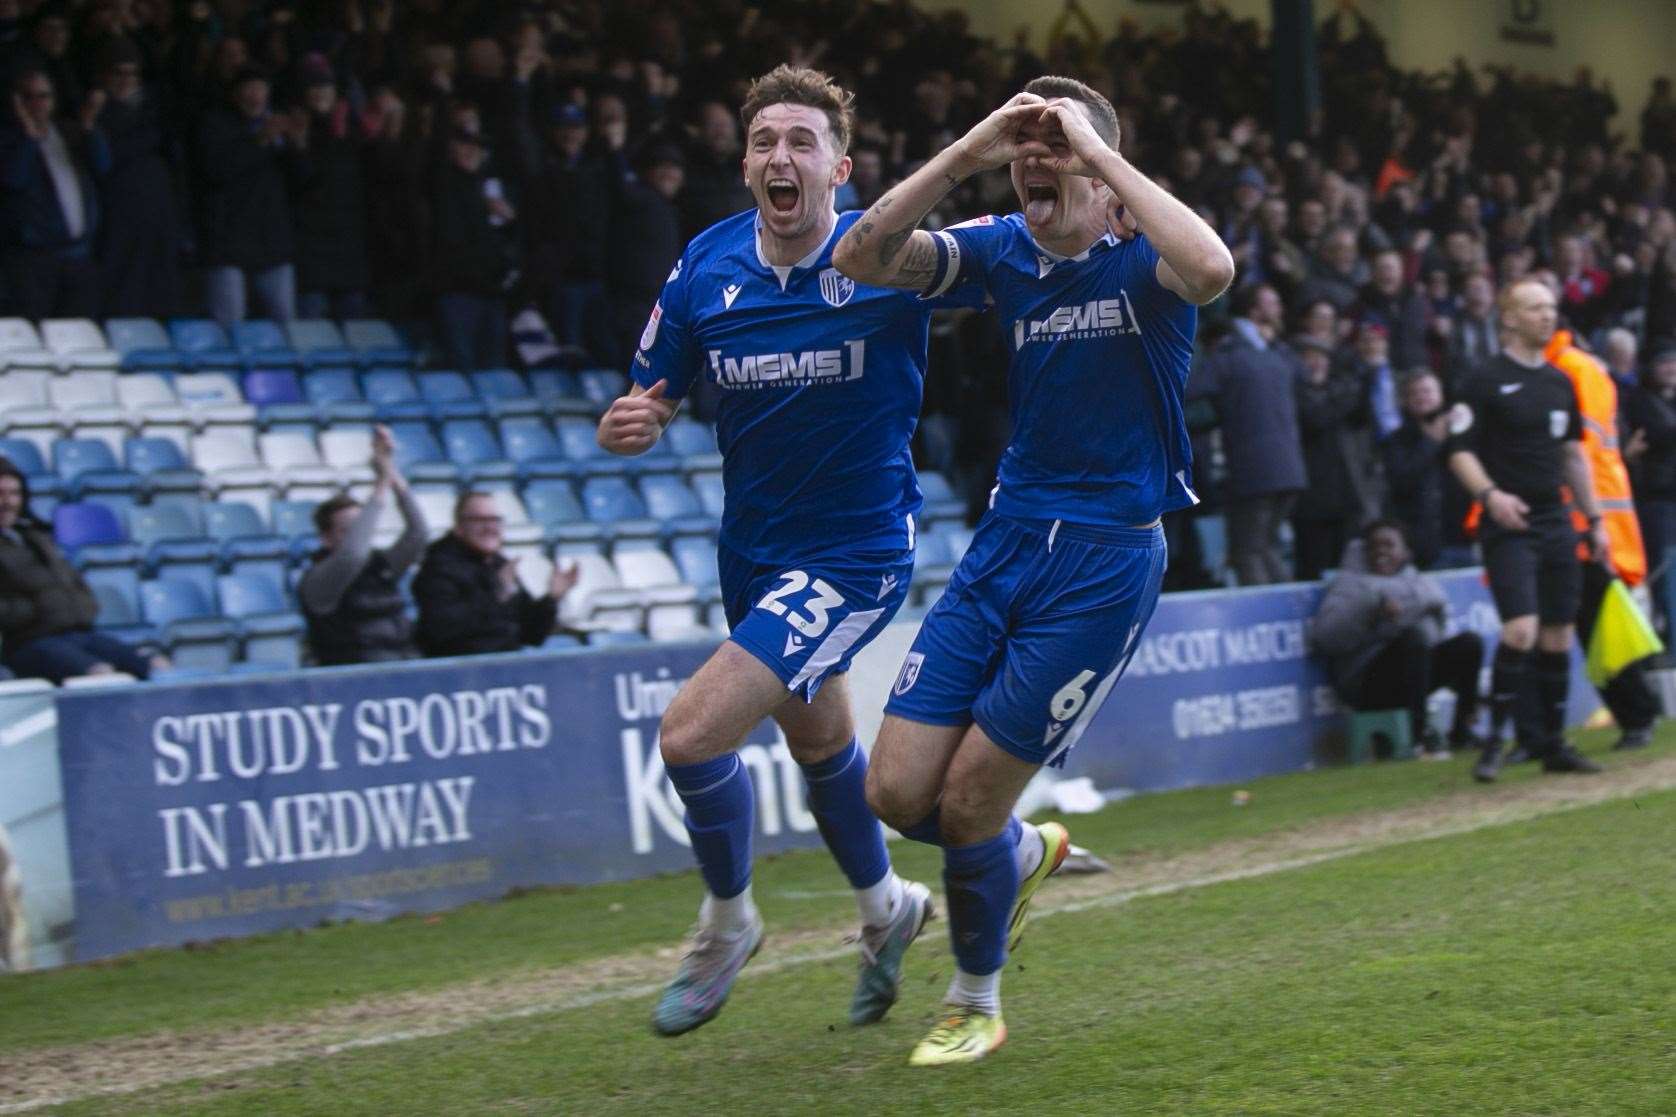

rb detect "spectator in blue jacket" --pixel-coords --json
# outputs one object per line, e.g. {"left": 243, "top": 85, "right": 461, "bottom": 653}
{"left": 0, "top": 66, "right": 108, "bottom": 319}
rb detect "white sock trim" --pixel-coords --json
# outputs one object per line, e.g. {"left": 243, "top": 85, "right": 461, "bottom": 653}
{"left": 701, "top": 885, "right": 757, "bottom": 933}
{"left": 1014, "top": 820, "right": 1044, "bottom": 879}
{"left": 857, "top": 872, "right": 902, "bottom": 928}
{"left": 946, "top": 967, "right": 1001, "bottom": 1015}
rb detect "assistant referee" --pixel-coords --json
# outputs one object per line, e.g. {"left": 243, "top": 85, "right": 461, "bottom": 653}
{"left": 1446, "top": 278, "right": 1606, "bottom": 782}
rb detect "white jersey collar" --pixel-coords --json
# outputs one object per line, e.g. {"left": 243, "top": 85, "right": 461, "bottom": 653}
{"left": 1029, "top": 228, "right": 1119, "bottom": 265}
{"left": 755, "top": 209, "right": 841, "bottom": 289}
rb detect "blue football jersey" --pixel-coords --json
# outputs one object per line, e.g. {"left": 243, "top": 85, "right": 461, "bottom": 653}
{"left": 924, "top": 215, "right": 1199, "bottom": 525}
{"left": 632, "top": 209, "right": 978, "bottom": 564}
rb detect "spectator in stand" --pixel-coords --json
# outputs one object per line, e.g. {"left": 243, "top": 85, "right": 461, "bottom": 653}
{"left": 285, "top": 53, "right": 370, "bottom": 320}
{"left": 430, "top": 126, "right": 516, "bottom": 371}
{"left": 412, "top": 492, "right": 577, "bottom": 659}
{"left": 0, "top": 66, "right": 107, "bottom": 319}
{"left": 1356, "top": 248, "right": 1430, "bottom": 371}
{"left": 196, "top": 65, "right": 295, "bottom": 325}
{"left": 362, "top": 83, "right": 426, "bottom": 320}
{"left": 608, "top": 142, "right": 683, "bottom": 368}
{"left": 0, "top": 458, "right": 163, "bottom": 683}
{"left": 1555, "top": 234, "right": 1611, "bottom": 334}
{"left": 1298, "top": 225, "right": 1364, "bottom": 313}
{"left": 1193, "top": 283, "right": 1306, "bottom": 585}
{"left": 297, "top": 427, "right": 425, "bottom": 667}
{"left": 93, "top": 36, "right": 180, "bottom": 319}
{"left": 680, "top": 100, "right": 752, "bottom": 240}
{"left": 1309, "top": 519, "right": 1485, "bottom": 758}
{"left": 526, "top": 102, "right": 613, "bottom": 358}
{"left": 1341, "top": 319, "right": 1398, "bottom": 443}
{"left": 1444, "top": 272, "right": 1501, "bottom": 393}
{"left": 1601, "top": 327, "right": 1640, "bottom": 391}
{"left": 1383, "top": 370, "right": 1475, "bottom": 569}
{"left": 1292, "top": 335, "right": 1383, "bottom": 580}
{"left": 1293, "top": 297, "right": 1342, "bottom": 350}
{"left": 1624, "top": 348, "right": 1676, "bottom": 625}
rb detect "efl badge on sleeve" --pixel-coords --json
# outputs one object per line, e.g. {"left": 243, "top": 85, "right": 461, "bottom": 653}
{"left": 1550, "top": 410, "right": 1569, "bottom": 439}
{"left": 638, "top": 302, "right": 662, "bottom": 352}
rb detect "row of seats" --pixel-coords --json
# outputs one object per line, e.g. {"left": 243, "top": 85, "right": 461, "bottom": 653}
{"left": 0, "top": 412, "right": 720, "bottom": 504}
{"left": 0, "top": 366, "right": 628, "bottom": 442}
{"left": 0, "top": 316, "right": 417, "bottom": 371}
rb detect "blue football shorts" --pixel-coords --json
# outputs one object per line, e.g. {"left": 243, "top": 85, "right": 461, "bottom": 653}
{"left": 720, "top": 540, "right": 915, "bottom": 701}
{"left": 884, "top": 512, "right": 1167, "bottom": 766}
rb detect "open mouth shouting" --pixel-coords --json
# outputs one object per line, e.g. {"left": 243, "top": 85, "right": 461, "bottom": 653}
{"left": 765, "top": 176, "right": 800, "bottom": 216}
{"left": 1023, "top": 180, "right": 1059, "bottom": 226}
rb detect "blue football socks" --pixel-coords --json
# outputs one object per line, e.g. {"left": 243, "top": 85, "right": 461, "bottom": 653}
{"left": 799, "top": 739, "right": 890, "bottom": 890}
{"left": 942, "top": 826, "right": 1020, "bottom": 976}
{"left": 666, "top": 754, "right": 755, "bottom": 900}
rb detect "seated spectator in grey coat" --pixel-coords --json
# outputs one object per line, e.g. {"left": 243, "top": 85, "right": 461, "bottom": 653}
{"left": 412, "top": 492, "right": 577, "bottom": 658}
{"left": 1309, "top": 520, "right": 1485, "bottom": 758}
{"left": 298, "top": 427, "right": 426, "bottom": 666}
{"left": 0, "top": 458, "right": 162, "bottom": 682}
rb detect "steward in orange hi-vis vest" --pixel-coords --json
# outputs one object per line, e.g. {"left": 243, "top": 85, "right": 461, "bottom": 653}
{"left": 1546, "top": 330, "right": 1647, "bottom": 586}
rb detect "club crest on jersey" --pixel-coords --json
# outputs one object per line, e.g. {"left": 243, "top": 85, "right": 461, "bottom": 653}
{"left": 893, "top": 651, "right": 925, "bottom": 696}
{"left": 638, "top": 303, "right": 662, "bottom": 352}
{"left": 818, "top": 268, "right": 855, "bottom": 308}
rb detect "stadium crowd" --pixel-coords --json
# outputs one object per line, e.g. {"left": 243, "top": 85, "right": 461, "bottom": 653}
{"left": 0, "top": 0, "right": 1674, "bottom": 682}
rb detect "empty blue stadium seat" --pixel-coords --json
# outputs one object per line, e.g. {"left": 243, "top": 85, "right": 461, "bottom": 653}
{"left": 918, "top": 470, "right": 965, "bottom": 521}
{"left": 53, "top": 501, "right": 126, "bottom": 553}
{"left": 303, "top": 367, "right": 363, "bottom": 404}
{"left": 472, "top": 368, "right": 528, "bottom": 400}
{"left": 342, "top": 319, "right": 416, "bottom": 367}
{"left": 388, "top": 421, "right": 456, "bottom": 483}
{"left": 140, "top": 577, "right": 236, "bottom": 669}
{"left": 286, "top": 319, "right": 356, "bottom": 367}
{"left": 271, "top": 500, "right": 318, "bottom": 540}
{"left": 639, "top": 474, "right": 714, "bottom": 533}
{"left": 229, "top": 319, "right": 301, "bottom": 368}
{"left": 581, "top": 477, "right": 655, "bottom": 536}
{"left": 691, "top": 472, "right": 725, "bottom": 518}
{"left": 664, "top": 420, "right": 720, "bottom": 464}
{"left": 363, "top": 368, "right": 428, "bottom": 420}
{"left": 243, "top": 369, "right": 306, "bottom": 406}
{"left": 555, "top": 416, "right": 628, "bottom": 475}
{"left": 671, "top": 535, "right": 720, "bottom": 589}
{"left": 168, "top": 319, "right": 240, "bottom": 368}
{"left": 441, "top": 419, "right": 514, "bottom": 481}
{"left": 53, "top": 439, "right": 139, "bottom": 499}
{"left": 522, "top": 480, "right": 595, "bottom": 540}
{"left": 204, "top": 502, "right": 268, "bottom": 540}
{"left": 84, "top": 565, "right": 156, "bottom": 644}
{"left": 104, "top": 317, "right": 178, "bottom": 370}
{"left": 417, "top": 371, "right": 485, "bottom": 418}
{"left": 578, "top": 369, "right": 625, "bottom": 406}
{"left": 0, "top": 437, "right": 47, "bottom": 476}
{"left": 128, "top": 499, "right": 205, "bottom": 548}
{"left": 216, "top": 569, "right": 292, "bottom": 616}
{"left": 528, "top": 370, "right": 592, "bottom": 416}
{"left": 122, "top": 437, "right": 203, "bottom": 497}
{"left": 499, "top": 418, "right": 571, "bottom": 478}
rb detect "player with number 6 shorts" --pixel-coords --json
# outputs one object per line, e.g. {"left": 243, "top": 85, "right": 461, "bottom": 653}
{"left": 597, "top": 65, "right": 982, "bottom": 1038}
{"left": 833, "top": 76, "right": 1233, "bottom": 1065}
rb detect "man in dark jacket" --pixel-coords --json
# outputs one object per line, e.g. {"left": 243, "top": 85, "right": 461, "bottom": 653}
{"left": 1291, "top": 336, "right": 1384, "bottom": 580}
{"left": 285, "top": 53, "right": 370, "bottom": 320}
{"left": 1382, "top": 369, "right": 1475, "bottom": 569}
{"left": 1309, "top": 520, "right": 1485, "bottom": 757}
{"left": 93, "top": 37, "right": 182, "bottom": 318}
{"left": 1192, "top": 284, "right": 1307, "bottom": 585}
{"left": 679, "top": 100, "right": 753, "bottom": 240}
{"left": 1355, "top": 249, "right": 1431, "bottom": 372}
{"left": 525, "top": 103, "right": 615, "bottom": 359}
{"left": 431, "top": 127, "right": 516, "bottom": 371}
{"left": 0, "top": 66, "right": 108, "bottom": 319}
{"left": 412, "top": 492, "right": 576, "bottom": 658}
{"left": 0, "top": 459, "right": 157, "bottom": 682}
{"left": 196, "top": 65, "right": 295, "bottom": 325}
{"left": 608, "top": 143, "right": 683, "bottom": 369}
{"left": 298, "top": 427, "right": 424, "bottom": 667}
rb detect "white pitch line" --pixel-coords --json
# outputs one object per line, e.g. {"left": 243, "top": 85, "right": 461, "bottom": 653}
{"left": 1, "top": 782, "right": 1666, "bottom": 1115}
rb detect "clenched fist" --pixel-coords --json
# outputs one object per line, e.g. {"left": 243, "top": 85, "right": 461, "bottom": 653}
{"left": 597, "top": 379, "right": 676, "bottom": 455}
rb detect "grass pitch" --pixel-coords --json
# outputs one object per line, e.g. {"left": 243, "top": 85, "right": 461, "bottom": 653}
{"left": 4, "top": 729, "right": 1674, "bottom": 1115}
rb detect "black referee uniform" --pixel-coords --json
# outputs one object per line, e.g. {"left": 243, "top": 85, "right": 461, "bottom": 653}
{"left": 1447, "top": 352, "right": 1584, "bottom": 760}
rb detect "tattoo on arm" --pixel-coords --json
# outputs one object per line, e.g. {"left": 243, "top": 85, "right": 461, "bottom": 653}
{"left": 895, "top": 233, "right": 939, "bottom": 290}
{"left": 876, "top": 226, "right": 913, "bottom": 268}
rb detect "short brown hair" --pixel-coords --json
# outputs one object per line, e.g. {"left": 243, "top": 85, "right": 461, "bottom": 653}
{"left": 739, "top": 64, "right": 854, "bottom": 155}
{"left": 1023, "top": 75, "right": 1120, "bottom": 148}
{"left": 313, "top": 494, "right": 359, "bottom": 534}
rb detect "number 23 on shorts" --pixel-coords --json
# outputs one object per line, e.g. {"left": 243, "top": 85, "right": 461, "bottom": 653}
{"left": 756, "top": 570, "right": 846, "bottom": 638}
